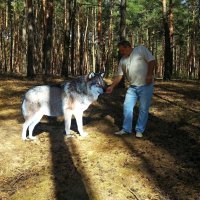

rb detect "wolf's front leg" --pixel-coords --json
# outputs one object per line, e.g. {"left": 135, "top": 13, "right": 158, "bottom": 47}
{"left": 63, "top": 109, "right": 72, "bottom": 136}
{"left": 74, "top": 111, "right": 88, "bottom": 137}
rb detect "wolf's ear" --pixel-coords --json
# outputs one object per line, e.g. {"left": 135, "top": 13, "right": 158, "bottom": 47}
{"left": 88, "top": 72, "right": 95, "bottom": 79}
{"left": 101, "top": 72, "right": 105, "bottom": 77}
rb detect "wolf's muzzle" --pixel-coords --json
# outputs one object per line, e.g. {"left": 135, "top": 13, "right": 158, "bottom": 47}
{"left": 101, "top": 83, "right": 108, "bottom": 93}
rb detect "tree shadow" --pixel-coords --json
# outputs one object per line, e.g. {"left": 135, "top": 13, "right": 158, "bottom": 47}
{"left": 32, "top": 120, "right": 89, "bottom": 200}
{"left": 153, "top": 92, "right": 199, "bottom": 114}
{"left": 124, "top": 112, "right": 200, "bottom": 199}
{"left": 36, "top": 82, "right": 90, "bottom": 200}
{"left": 28, "top": 79, "right": 89, "bottom": 200}
{"left": 155, "top": 80, "right": 200, "bottom": 101}
{"left": 96, "top": 87, "right": 200, "bottom": 199}
{"left": 49, "top": 130, "right": 89, "bottom": 200}
{"left": 96, "top": 108, "right": 200, "bottom": 199}
{"left": 147, "top": 112, "right": 200, "bottom": 171}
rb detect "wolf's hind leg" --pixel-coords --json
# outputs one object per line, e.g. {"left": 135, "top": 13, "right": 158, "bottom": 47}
{"left": 28, "top": 113, "right": 43, "bottom": 140}
{"left": 74, "top": 111, "right": 88, "bottom": 137}
{"left": 22, "top": 117, "right": 35, "bottom": 140}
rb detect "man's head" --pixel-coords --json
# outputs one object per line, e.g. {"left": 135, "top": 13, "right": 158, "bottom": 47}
{"left": 117, "top": 40, "right": 133, "bottom": 58}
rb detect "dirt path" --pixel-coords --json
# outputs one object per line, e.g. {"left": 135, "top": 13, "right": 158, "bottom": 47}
{"left": 0, "top": 77, "right": 200, "bottom": 200}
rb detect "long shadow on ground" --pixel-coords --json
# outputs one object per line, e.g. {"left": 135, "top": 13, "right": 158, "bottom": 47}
{"left": 144, "top": 113, "right": 200, "bottom": 199}
{"left": 34, "top": 122, "right": 89, "bottom": 200}
{"left": 95, "top": 85, "right": 200, "bottom": 199}
{"left": 49, "top": 129, "right": 89, "bottom": 200}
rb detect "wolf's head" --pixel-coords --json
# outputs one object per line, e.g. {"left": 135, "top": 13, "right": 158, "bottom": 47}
{"left": 87, "top": 72, "right": 107, "bottom": 94}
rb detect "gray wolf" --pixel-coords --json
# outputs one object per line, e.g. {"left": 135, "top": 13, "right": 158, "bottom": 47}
{"left": 22, "top": 72, "right": 106, "bottom": 140}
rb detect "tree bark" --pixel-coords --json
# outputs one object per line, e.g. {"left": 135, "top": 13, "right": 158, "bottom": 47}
{"left": 79, "top": 16, "right": 84, "bottom": 75}
{"left": 92, "top": 7, "right": 96, "bottom": 72}
{"left": 62, "top": 0, "right": 71, "bottom": 77}
{"left": 188, "top": 0, "right": 196, "bottom": 78}
{"left": 105, "top": 0, "right": 114, "bottom": 77}
{"left": 162, "top": 0, "right": 173, "bottom": 80}
{"left": 70, "top": 0, "right": 76, "bottom": 76}
{"left": 118, "top": 0, "right": 127, "bottom": 87}
{"left": 0, "top": 9, "right": 4, "bottom": 73}
{"left": 42, "top": 0, "right": 54, "bottom": 75}
{"left": 26, "top": 0, "right": 35, "bottom": 78}
{"left": 169, "top": 0, "right": 174, "bottom": 71}
{"left": 119, "top": 0, "right": 126, "bottom": 41}
{"left": 96, "top": 0, "right": 102, "bottom": 72}
{"left": 7, "top": 0, "right": 14, "bottom": 73}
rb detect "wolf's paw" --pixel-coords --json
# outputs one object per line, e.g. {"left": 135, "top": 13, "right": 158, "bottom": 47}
{"left": 65, "top": 134, "right": 74, "bottom": 138}
{"left": 22, "top": 137, "right": 28, "bottom": 141}
{"left": 80, "top": 131, "right": 88, "bottom": 137}
{"left": 29, "top": 136, "right": 37, "bottom": 140}
{"left": 64, "top": 130, "right": 74, "bottom": 138}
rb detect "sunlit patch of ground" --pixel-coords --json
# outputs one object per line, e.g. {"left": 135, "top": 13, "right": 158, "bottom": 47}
{"left": 0, "top": 76, "right": 200, "bottom": 200}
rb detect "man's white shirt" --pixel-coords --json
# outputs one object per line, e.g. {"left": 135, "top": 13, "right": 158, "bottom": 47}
{"left": 115, "top": 45, "right": 155, "bottom": 86}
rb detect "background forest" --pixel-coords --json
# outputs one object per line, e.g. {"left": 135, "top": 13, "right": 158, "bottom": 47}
{"left": 0, "top": 0, "right": 200, "bottom": 80}
{"left": 1, "top": 1, "right": 200, "bottom": 200}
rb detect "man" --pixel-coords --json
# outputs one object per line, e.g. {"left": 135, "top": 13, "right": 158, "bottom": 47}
{"left": 106, "top": 40, "right": 156, "bottom": 138}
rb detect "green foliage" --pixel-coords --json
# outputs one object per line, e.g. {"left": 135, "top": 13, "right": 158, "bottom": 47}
{"left": 12, "top": 0, "right": 24, "bottom": 14}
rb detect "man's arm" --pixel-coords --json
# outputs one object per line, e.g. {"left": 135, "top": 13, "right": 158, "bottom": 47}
{"left": 146, "top": 60, "right": 156, "bottom": 84}
{"left": 106, "top": 75, "right": 123, "bottom": 93}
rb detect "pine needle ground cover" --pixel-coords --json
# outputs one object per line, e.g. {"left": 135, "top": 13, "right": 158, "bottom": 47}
{"left": 0, "top": 76, "right": 200, "bottom": 200}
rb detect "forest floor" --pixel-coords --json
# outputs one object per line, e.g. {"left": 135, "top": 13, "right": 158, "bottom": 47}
{"left": 0, "top": 75, "right": 200, "bottom": 200}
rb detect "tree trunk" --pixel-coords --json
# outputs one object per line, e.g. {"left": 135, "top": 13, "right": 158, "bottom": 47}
{"left": 162, "top": 0, "right": 173, "bottom": 80}
{"left": 76, "top": 10, "right": 80, "bottom": 75}
{"left": 7, "top": 0, "right": 14, "bottom": 73}
{"left": 119, "top": 0, "right": 126, "bottom": 41}
{"left": 26, "top": 0, "right": 35, "bottom": 78}
{"left": 188, "top": 0, "right": 196, "bottom": 78}
{"left": 0, "top": 10, "right": 4, "bottom": 73}
{"left": 70, "top": 0, "right": 76, "bottom": 76}
{"left": 3, "top": 8, "right": 7, "bottom": 73}
{"left": 62, "top": 0, "right": 71, "bottom": 77}
{"left": 79, "top": 19, "right": 84, "bottom": 75}
{"left": 83, "top": 14, "right": 89, "bottom": 74}
{"left": 96, "top": 0, "right": 102, "bottom": 72}
{"left": 169, "top": 0, "right": 174, "bottom": 73}
{"left": 42, "top": 0, "right": 54, "bottom": 76}
{"left": 198, "top": 0, "right": 200, "bottom": 79}
{"left": 92, "top": 7, "right": 96, "bottom": 72}
{"left": 105, "top": 0, "right": 114, "bottom": 77}
{"left": 118, "top": 0, "right": 127, "bottom": 87}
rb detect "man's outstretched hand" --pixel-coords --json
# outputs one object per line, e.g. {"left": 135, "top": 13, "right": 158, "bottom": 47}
{"left": 105, "top": 86, "right": 114, "bottom": 93}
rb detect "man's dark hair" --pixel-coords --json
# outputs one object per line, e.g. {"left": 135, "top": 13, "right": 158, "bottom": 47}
{"left": 117, "top": 40, "right": 132, "bottom": 48}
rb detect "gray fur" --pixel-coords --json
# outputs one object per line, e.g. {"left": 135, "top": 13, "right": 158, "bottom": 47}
{"left": 21, "top": 72, "right": 106, "bottom": 140}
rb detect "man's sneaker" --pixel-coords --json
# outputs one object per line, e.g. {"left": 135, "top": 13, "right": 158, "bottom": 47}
{"left": 136, "top": 132, "right": 143, "bottom": 138}
{"left": 115, "top": 129, "right": 130, "bottom": 135}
